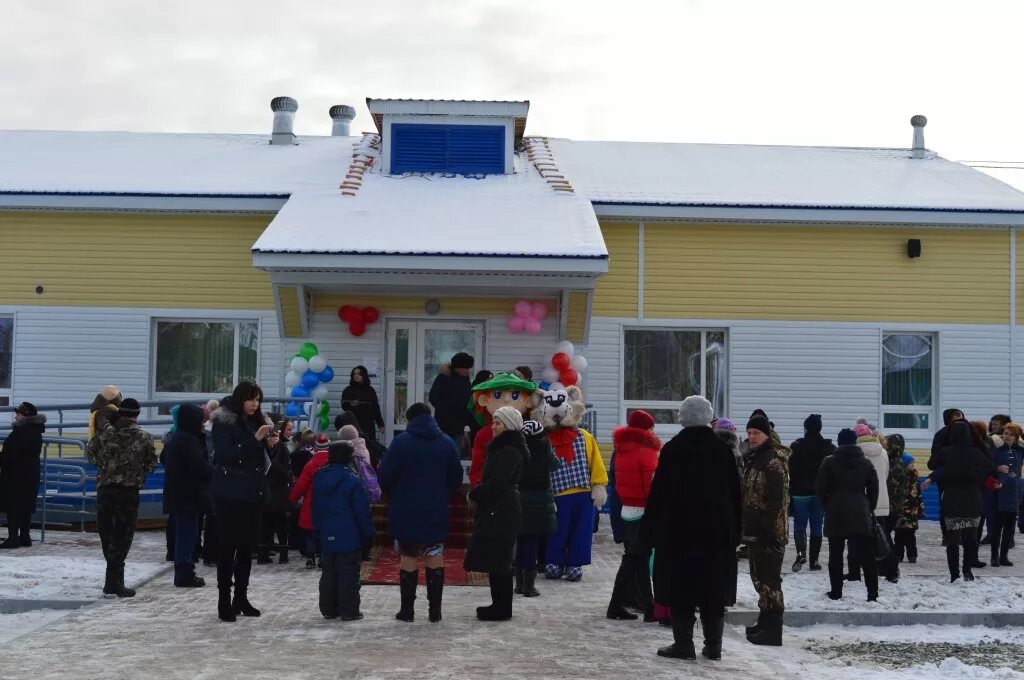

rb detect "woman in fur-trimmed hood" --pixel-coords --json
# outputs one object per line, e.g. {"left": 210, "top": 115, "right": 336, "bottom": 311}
{"left": 0, "top": 403, "right": 46, "bottom": 548}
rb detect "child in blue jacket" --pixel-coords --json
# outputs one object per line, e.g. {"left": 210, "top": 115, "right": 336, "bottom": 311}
{"left": 312, "top": 442, "right": 374, "bottom": 620}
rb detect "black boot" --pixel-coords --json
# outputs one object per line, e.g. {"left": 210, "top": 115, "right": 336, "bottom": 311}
{"left": 792, "top": 532, "right": 807, "bottom": 572}
{"left": 426, "top": 567, "right": 444, "bottom": 623}
{"left": 809, "top": 536, "right": 823, "bottom": 571}
{"left": 477, "top": 573, "right": 513, "bottom": 621}
{"left": 218, "top": 587, "right": 236, "bottom": 622}
{"left": 747, "top": 611, "right": 783, "bottom": 646}
{"left": 700, "top": 612, "right": 726, "bottom": 660}
{"left": 657, "top": 611, "right": 696, "bottom": 659}
{"left": 745, "top": 611, "right": 764, "bottom": 637}
{"left": 514, "top": 568, "right": 524, "bottom": 595}
{"left": 522, "top": 570, "right": 540, "bottom": 597}
{"left": 109, "top": 566, "right": 135, "bottom": 598}
{"left": 232, "top": 589, "right": 261, "bottom": 617}
{"left": 396, "top": 569, "right": 417, "bottom": 622}
{"left": 947, "top": 544, "right": 961, "bottom": 582}
{"left": 607, "top": 555, "right": 640, "bottom": 620}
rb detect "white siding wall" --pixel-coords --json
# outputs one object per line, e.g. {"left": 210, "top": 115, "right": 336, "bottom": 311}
{"left": 938, "top": 326, "right": 1011, "bottom": 424}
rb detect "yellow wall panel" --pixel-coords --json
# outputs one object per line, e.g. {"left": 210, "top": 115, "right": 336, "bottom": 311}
{"left": 278, "top": 286, "right": 303, "bottom": 337}
{"left": 643, "top": 224, "right": 1010, "bottom": 323}
{"left": 0, "top": 212, "right": 275, "bottom": 309}
{"left": 1018, "top": 230, "right": 1024, "bottom": 324}
{"left": 565, "top": 292, "right": 588, "bottom": 343}
{"left": 314, "top": 295, "right": 556, "bottom": 317}
{"left": 592, "top": 222, "right": 638, "bottom": 317}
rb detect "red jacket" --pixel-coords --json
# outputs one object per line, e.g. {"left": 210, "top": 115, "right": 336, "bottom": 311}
{"left": 469, "top": 427, "right": 494, "bottom": 487}
{"left": 612, "top": 426, "right": 660, "bottom": 508}
{"left": 289, "top": 450, "right": 329, "bottom": 530}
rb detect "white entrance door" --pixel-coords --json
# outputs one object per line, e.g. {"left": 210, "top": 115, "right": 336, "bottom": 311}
{"left": 384, "top": 320, "right": 484, "bottom": 442}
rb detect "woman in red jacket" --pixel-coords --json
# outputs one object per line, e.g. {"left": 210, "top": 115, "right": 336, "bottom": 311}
{"left": 607, "top": 410, "right": 661, "bottom": 620}
{"left": 289, "top": 434, "right": 331, "bottom": 569}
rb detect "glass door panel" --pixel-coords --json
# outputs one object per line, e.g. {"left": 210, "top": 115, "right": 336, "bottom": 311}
{"left": 420, "top": 326, "right": 482, "bottom": 405}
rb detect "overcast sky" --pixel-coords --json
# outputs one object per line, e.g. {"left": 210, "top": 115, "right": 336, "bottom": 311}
{"left": 4, "top": 0, "right": 1023, "bottom": 188}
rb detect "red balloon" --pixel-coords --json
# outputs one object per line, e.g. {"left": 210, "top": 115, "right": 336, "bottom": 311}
{"left": 349, "top": 320, "right": 366, "bottom": 337}
{"left": 559, "top": 369, "right": 579, "bottom": 386}
{"left": 339, "top": 305, "right": 358, "bottom": 323}
{"left": 362, "top": 306, "right": 380, "bottom": 324}
{"left": 551, "top": 352, "right": 571, "bottom": 370}
{"left": 337, "top": 306, "right": 348, "bottom": 322}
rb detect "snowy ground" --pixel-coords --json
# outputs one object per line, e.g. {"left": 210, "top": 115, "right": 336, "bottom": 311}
{"left": 0, "top": 522, "right": 1021, "bottom": 679}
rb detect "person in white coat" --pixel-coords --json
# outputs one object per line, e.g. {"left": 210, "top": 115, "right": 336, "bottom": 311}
{"left": 845, "top": 423, "right": 891, "bottom": 583}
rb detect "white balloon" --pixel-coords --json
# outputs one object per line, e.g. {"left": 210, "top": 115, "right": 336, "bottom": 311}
{"left": 284, "top": 371, "right": 301, "bottom": 387}
{"left": 549, "top": 382, "right": 566, "bottom": 392}
{"left": 290, "top": 356, "right": 309, "bottom": 374}
{"left": 308, "top": 355, "right": 327, "bottom": 374}
{"left": 312, "top": 385, "right": 329, "bottom": 401}
{"left": 555, "top": 340, "right": 575, "bottom": 357}
{"left": 570, "top": 355, "right": 588, "bottom": 373}
{"left": 541, "top": 367, "right": 560, "bottom": 384}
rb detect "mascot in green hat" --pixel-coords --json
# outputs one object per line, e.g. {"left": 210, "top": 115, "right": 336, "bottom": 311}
{"left": 468, "top": 373, "right": 538, "bottom": 486}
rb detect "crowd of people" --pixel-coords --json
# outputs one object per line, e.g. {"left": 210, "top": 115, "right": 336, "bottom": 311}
{"left": 2, "top": 357, "right": 1024, "bottom": 664}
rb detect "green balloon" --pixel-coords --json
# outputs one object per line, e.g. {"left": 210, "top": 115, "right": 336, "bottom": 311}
{"left": 319, "top": 415, "right": 330, "bottom": 431}
{"left": 319, "top": 400, "right": 331, "bottom": 416}
{"left": 299, "top": 342, "right": 319, "bottom": 360}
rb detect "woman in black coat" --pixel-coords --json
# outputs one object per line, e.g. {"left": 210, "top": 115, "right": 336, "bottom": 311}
{"left": 163, "top": 404, "right": 214, "bottom": 587}
{"left": 814, "top": 429, "right": 879, "bottom": 601}
{"left": 341, "top": 366, "right": 385, "bottom": 442}
{"left": 513, "top": 420, "right": 559, "bottom": 597}
{"left": 464, "top": 407, "right": 525, "bottom": 621}
{"left": 210, "top": 381, "right": 274, "bottom": 622}
{"left": 642, "top": 397, "right": 741, "bottom": 661}
{"left": 0, "top": 402, "right": 45, "bottom": 549}
{"left": 928, "top": 421, "right": 995, "bottom": 582}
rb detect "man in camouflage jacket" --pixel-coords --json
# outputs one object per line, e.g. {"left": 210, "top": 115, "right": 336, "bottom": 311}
{"left": 741, "top": 414, "right": 791, "bottom": 646}
{"left": 86, "top": 398, "right": 157, "bottom": 598}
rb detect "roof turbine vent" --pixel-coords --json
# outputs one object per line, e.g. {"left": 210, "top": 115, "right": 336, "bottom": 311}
{"left": 329, "top": 105, "right": 356, "bottom": 137}
{"left": 270, "top": 96, "right": 299, "bottom": 146}
{"left": 910, "top": 114, "right": 927, "bottom": 159}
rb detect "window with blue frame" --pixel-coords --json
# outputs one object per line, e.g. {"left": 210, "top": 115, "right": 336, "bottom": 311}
{"left": 390, "top": 123, "right": 505, "bottom": 175}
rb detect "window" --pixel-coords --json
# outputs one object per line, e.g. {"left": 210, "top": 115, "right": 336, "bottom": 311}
{"left": 881, "top": 333, "right": 934, "bottom": 431}
{"left": 390, "top": 123, "right": 505, "bottom": 175}
{"left": 154, "top": 321, "right": 258, "bottom": 403}
{"left": 623, "top": 329, "right": 727, "bottom": 428}
{"left": 0, "top": 317, "right": 11, "bottom": 407}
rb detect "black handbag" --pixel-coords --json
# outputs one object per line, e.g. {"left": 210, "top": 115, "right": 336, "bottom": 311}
{"left": 212, "top": 464, "right": 264, "bottom": 503}
{"left": 871, "top": 518, "right": 891, "bottom": 561}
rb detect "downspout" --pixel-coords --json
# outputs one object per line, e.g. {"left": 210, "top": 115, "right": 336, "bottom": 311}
{"left": 1011, "top": 228, "right": 1017, "bottom": 418}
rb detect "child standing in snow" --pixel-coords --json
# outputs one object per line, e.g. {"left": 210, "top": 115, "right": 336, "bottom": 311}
{"left": 893, "top": 453, "right": 925, "bottom": 564}
{"left": 337, "top": 425, "right": 382, "bottom": 504}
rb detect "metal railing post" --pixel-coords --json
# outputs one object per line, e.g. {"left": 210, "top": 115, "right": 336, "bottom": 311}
{"left": 41, "top": 442, "right": 47, "bottom": 544}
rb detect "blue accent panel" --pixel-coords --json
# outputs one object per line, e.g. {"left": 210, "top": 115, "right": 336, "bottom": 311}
{"left": 391, "top": 123, "right": 505, "bottom": 175}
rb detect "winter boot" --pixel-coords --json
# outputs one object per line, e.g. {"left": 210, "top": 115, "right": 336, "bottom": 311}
{"left": 657, "top": 611, "right": 697, "bottom": 659}
{"left": 700, "top": 612, "right": 726, "bottom": 661}
{"left": 544, "top": 564, "right": 563, "bottom": 580}
{"left": 809, "top": 536, "right": 823, "bottom": 571}
{"left": 608, "top": 556, "right": 640, "bottom": 620}
{"left": 947, "top": 545, "right": 961, "bottom": 583}
{"left": 426, "top": 567, "right": 444, "bottom": 623}
{"left": 514, "top": 568, "right": 524, "bottom": 595}
{"left": 564, "top": 566, "right": 583, "bottom": 582}
{"left": 792, "top": 532, "right": 807, "bottom": 572}
{"left": 108, "top": 566, "right": 135, "bottom": 598}
{"left": 218, "top": 587, "right": 236, "bottom": 622}
{"left": 395, "top": 569, "right": 417, "bottom": 622}
{"left": 232, "top": 589, "right": 261, "bottom": 617}
{"left": 522, "top": 570, "right": 540, "bottom": 597}
{"left": 746, "top": 611, "right": 783, "bottom": 647}
{"left": 745, "top": 611, "right": 764, "bottom": 637}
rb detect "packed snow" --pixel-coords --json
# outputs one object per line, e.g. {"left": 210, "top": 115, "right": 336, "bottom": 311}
{"left": 0, "top": 555, "right": 165, "bottom": 601}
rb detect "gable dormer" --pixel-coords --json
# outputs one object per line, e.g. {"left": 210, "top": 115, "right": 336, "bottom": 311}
{"left": 367, "top": 99, "right": 529, "bottom": 175}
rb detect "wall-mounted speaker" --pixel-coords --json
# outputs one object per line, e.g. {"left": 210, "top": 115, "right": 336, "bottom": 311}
{"left": 907, "top": 239, "right": 922, "bottom": 258}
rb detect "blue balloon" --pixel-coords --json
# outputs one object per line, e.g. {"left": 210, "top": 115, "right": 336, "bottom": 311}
{"left": 285, "top": 402, "right": 301, "bottom": 417}
{"left": 301, "top": 370, "right": 320, "bottom": 390}
{"left": 538, "top": 381, "right": 551, "bottom": 390}
{"left": 291, "top": 386, "right": 310, "bottom": 399}
{"left": 317, "top": 365, "right": 335, "bottom": 383}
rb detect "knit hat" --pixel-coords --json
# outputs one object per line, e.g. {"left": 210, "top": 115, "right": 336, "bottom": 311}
{"left": 746, "top": 415, "right": 772, "bottom": 437}
{"left": 493, "top": 406, "right": 524, "bottom": 432}
{"left": 118, "top": 398, "right": 141, "bottom": 417}
{"left": 314, "top": 433, "right": 331, "bottom": 451}
{"left": 405, "top": 403, "right": 432, "bottom": 421}
{"left": 679, "top": 396, "right": 714, "bottom": 428}
{"left": 804, "top": 414, "right": 823, "bottom": 434}
{"left": 451, "top": 352, "right": 475, "bottom": 370}
{"left": 853, "top": 423, "right": 873, "bottom": 438}
{"left": 338, "top": 425, "right": 360, "bottom": 441}
{"left": 901, "top": 453, "right": 915, "bottom": 468}
{"left": 14, "top": 402, "right": 37, "bottom": 417}
{"left": 837, "top": 428, "right": 857, "bottom": 446}
{"left": 627, "top": 409, "right": 655, "bottom": 431}
{"left": 751, "top": 409, "right": 768, "bottom": 420}
{"left": 522, "top": 420, "right": 544, "bottom": 437}
{"left": 714, "top": 417, "right": 736, "bottom": 432}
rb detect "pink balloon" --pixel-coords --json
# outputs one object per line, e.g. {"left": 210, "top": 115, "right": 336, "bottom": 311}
{"left": 514, "top": 300, "right": 533, "bottom": 318}
{"left": 525, "top": 318, "right": 542, "bottom": 334}
{"left": 531, "top": 302, "right": 548, "bottom": 319}
{"left": 507, "top": 316, "right": 527, "bottom": 333}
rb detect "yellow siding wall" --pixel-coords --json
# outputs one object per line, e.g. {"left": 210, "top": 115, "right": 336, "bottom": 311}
{"left": 643, "top": 223, "right": 1010, "bottom": 322}
{"left": 565, "top": 292, "right": 589, "bottom": 343}
{"left": 0, "top": 212, "right": 274, "bottom": 309}
{"left": 278, "top": 286, "right": 303, "bottom": 337}
{"left": 314, "top": 295, "right": 555, "bottom": 317}
{"left": 592, "top": 222, "right": 638, "bottom": 317}
{"left": 1018, "top": 230, "right": 1024, "bottom": 324}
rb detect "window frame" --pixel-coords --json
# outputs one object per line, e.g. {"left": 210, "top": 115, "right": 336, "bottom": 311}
{"left": 150, "top": 317, "right": 261, "bottom": 408}
{"left": 0, "top": 314, "right": 13, "bottom": 407}
{"left": 621, "top": 326, "right": 729, "bottom": 438}
{"left": 879, "top": 331, "right": 937, "bottom": 437}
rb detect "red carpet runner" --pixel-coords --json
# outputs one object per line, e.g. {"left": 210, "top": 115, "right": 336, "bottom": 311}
{"left": 360, "top": 546, "right": 488, "bottom": 586}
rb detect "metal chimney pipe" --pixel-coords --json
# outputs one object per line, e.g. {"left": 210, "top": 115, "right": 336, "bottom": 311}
{"left": 329, "top": 105, "right": 356, "bottom": 137}
{"left": 270, "top": 96, "right": 299, "bottom": 146}
{"left": 910, "top": 114, "right": 927, "bottom": 159}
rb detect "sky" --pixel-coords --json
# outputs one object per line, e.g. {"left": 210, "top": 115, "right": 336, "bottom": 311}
{"left": 3, "top": 0, "right": 1024, "bottom": 189}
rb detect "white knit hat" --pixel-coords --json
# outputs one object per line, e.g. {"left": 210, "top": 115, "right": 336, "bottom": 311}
{"left": 678, "top": 395, "right": 714, "bottom": 428}
{"left": 339, "top": 425, "right": 360, "bottom": 441}
{"left": 493, "top": 406, "right": 524, "bottom": 432}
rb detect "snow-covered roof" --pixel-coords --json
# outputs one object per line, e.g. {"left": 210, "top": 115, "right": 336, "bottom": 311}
{"left": 547, "top": 139, "right": 1024, "bottom": 212}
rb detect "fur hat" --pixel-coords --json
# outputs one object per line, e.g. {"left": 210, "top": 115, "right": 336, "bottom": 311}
{"left": 679, "top": 396, "right": 714, "bottom": 428}
{"left": 627, "top": 409, "right": 655, "bottom": 431}
{"left": 804, "top": 414, "right": 823, "bottom": 434}
{"left": 314, "top": 433, "right": 331, "bottom": 451}
{"left": 14, "top": 402, "right": 37, "bottom": 417}
{"left": 406, "top": 403, "right": 432, "bottom": 421}
{"left": 523, "top": 420, "right": 544, "bottom": 437}
{"left": 746, "top": 415, "right": 772, "bottom": 437}
{"left": 715, "top": 417, "right": 736, "bottom": 432}
{"left": 338, "top": 425, "right": 360, "bottom": 441}
{"left": 493, "top": 406, "right": 524, "bottom": 432}
{"left": 853, "top": 423, "right": 873, "bottom": 438}
{"left": 837, "top": 428, "right": 857, "bottom": 446}
{"left": 451, "top": 352, "right": 474, "bottom": 370}
{"left": 118, "top": 398, "right": 141, "bottom": 417}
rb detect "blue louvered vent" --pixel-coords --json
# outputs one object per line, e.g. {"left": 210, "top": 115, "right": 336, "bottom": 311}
{"left": 391, "top": 123, "right": 505, "bottom": 175}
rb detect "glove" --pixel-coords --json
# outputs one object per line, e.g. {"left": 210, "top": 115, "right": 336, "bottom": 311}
{"left": 591, "top": 484, "right": 607, "bottom": 510}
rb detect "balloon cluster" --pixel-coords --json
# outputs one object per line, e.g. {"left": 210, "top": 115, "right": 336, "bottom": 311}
{"left": 284, "top": 342, "right": 334, "bottom": 429}
{"left": 337, "top": 305, "right": 380, "bottom": 337}
{"left": 507, "top": 300, "right": 548, "bottom": 335}
{"left": 539, "top": 340, "right": 588, "bottom": 390}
